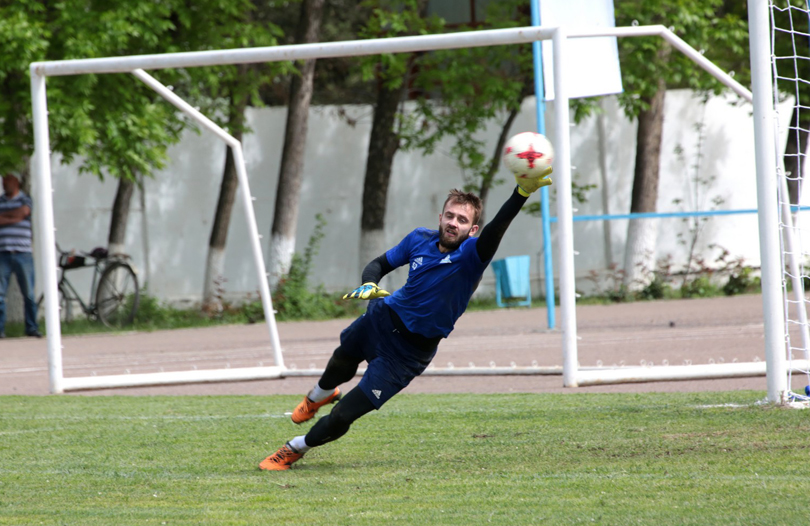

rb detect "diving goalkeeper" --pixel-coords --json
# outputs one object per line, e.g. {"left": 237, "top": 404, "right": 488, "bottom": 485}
{"left": 259, "top": 168, "right": 552, "bottom": 471}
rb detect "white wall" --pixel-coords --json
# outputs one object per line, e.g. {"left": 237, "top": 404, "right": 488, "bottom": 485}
{"left": 41, "top": 89, "right": 801, "bottom": 307}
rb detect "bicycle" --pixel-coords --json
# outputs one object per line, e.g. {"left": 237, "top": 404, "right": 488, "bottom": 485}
{"left": 37, "top": 245, "right": 140, "bottom": 329}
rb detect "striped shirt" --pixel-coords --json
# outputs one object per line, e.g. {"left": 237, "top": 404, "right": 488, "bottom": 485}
{"left": 0, "top": 191, "right": 33, "bottom": 253}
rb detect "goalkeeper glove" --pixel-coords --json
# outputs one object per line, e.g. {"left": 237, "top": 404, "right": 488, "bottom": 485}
{"left": 343, "top": 282, "right": 391, "bottom": 300}
{"left": 516, "top": 166, "right": 553, "bottom": 197}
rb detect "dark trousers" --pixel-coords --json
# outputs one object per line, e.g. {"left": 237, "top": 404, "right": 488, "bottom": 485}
{"left": 0, "top": 251, "right": 38, "bottom": 334}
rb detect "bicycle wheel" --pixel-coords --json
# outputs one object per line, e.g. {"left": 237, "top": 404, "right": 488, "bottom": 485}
{"left": 37, "top": 284, "right": 73, "bottom": 323}
{"left": 96, "top": 261, "right": 139, "bottom": 328}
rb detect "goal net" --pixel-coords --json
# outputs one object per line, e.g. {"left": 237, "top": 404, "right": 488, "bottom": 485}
{"left": 771, "top": 0, "right": 810, "bottom": 402}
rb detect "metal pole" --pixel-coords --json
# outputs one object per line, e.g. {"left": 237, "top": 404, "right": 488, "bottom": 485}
{"left": 29, "top": 69, "right": 64, "bottom": 394}
{"left": 231, "top": 144, "right": 285, "bottom": 369}
{"left": 530, "top": 0, "right": 555, "bottom": 329}
{"left": 747, "top": 0, "right": 788, "bottom": 403}
{"left": 131, "top": 69, "right": 285, "bottom": 369}
{"left": 552, "top": 27, "right": 578, "bottom": 387}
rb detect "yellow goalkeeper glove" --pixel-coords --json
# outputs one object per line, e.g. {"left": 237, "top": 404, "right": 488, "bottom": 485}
{"left": 342, "top": 282, "right": 391, "bottom": 300}
{"left": 516, "top": 166, "right": 553, "bottom": 197}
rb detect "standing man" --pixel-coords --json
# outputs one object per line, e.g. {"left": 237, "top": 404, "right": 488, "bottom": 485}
{"left": 259, "top": 167, "right": 552, "bottom": 471}
{"left": 0, "top": 172, "right": 41, "bottom": 338}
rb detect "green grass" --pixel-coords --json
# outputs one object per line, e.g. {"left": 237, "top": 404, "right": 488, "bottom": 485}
{"left": 1, "top": 392, "right": 807, "bottom": 525}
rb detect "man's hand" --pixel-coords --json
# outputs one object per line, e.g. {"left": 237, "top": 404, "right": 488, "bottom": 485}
{"left": 516, "top": 166, "right": 553, "bottom": 197}
{"left": 343, "top": 282, "right": 391, "bottom": 300}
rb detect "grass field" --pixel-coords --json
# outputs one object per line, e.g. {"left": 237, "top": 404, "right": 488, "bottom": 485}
{"left": 0, "top": 392, "right": 807, "bottom": 525}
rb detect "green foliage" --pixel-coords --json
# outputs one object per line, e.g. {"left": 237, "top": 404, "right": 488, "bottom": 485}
{"left": 637, "top": 273, "right": 673, "bottom": 300}
{"left": 582, "top": 248, "right": 760, "bottom": 303}
{"left": 0, "top": 1, "right": 50, "bottom": 171}
{"left": 723, "top": 266, "right": 760, "bottom": 296}
{"left": 0, "top": 0, "right": 290, "bottom": 180}
{"left": 2, "top": 392, "right": 809, "bottom": 524}
{"left": 679, "top": 274, "right": 719, "bottom": 298}
{"left": 406, "top": 0, "right": 530, "bottom": 193}
{"left": 614, "top": 0, "right": 749, "bottom": 119}
{"left": 358, "top": 0, "right": 444, "bottom": 90}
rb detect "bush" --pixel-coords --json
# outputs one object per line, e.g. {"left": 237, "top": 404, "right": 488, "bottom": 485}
{"left": 723, "top": 267, "right": 761, "bottom": 296}
{"left": 679, "top": 275, "right": 719, "bottom": 298}
{"left": 636, "top": 274, "right": 672, "bottom": 300}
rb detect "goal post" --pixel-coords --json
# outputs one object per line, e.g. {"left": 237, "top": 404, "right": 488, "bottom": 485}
{"left": 30, "top": 21, "right": 795, "bottom": 399}
{"left": 767, "top": 0, "right": 810, "bottom": 403}
{"left": 31, "top": 26, "right": 563, "bottom": 393}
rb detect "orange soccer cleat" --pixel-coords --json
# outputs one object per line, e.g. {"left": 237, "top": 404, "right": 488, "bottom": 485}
{"left": 291, "top": 388, "right": 341, "bottom": 424}
{"left": 259, "top": 443, "right": 304, "bottom": 471}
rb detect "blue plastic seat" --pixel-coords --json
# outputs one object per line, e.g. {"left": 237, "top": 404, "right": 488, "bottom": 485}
{"left": 491, "top": 255, "right": 532, "bottom": 308}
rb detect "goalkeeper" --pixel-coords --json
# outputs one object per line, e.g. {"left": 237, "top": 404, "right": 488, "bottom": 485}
{"left": 260, "top": 169, "right": 552, "bottom": 471}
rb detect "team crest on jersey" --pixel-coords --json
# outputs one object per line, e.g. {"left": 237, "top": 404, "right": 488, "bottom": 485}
{"left": 412, "top": 257, "right": 423, "bottom": 270}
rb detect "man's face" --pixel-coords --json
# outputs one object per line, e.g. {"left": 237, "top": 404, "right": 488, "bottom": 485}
{"left": 438, "top": 201, "right": 479, "bottom": 252}
{"left": 2, "top": 175, "right": 19, "bottom": 197}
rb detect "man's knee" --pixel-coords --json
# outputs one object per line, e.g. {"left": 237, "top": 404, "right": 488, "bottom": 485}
{"left": 328, "top": 400, "right": 355, "bottom": 428}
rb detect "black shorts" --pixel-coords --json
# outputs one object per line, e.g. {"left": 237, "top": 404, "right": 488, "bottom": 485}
{"left": 339, "top": 299, "right": 438, "bottom": 409}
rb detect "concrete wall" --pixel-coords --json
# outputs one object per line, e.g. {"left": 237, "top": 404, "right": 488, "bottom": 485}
{"left": 36, "top": 89, "right": 801, "bottom": 308}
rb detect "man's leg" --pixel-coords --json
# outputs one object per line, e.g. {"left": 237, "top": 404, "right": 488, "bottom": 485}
{"left": 13, "top": 253, "right": 39, "bottom": 336}
{"left": 291, "top": 345, "right": 363, "bottom": 424}
{"left": 0, "top": 253, "right": 12, "bottom": 336}
{"left": 259, "top": 387, "right": 375, "bottom": 471}
{"left": 301, "top": 387, "right": 375, "bottom": 447}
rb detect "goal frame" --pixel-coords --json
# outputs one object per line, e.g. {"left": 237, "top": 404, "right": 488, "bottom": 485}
{"left": 30, "top": 21, "right": 789, "bottom": 400}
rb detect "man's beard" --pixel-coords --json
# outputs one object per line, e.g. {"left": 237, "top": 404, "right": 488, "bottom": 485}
{"left": 438, "top": 224, "right": 468, "bottom": 251}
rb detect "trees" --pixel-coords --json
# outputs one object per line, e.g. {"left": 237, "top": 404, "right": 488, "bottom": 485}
{"left": 268, "top": 0, "right": 327, "bottom": 290}
{"left": 167, "top": 1, "right": 288, "bottom": 312}
{"left": 614, "top": 0, "right": 748, "bottom": 289}
{"left": 355, "top": 0, "right": 439, "bottom": 267}
{"left": 2, "top": 1, "right": 192, "bottom": 285}
{"left": 409, "top": 0, "right": 534, "bottom": 225}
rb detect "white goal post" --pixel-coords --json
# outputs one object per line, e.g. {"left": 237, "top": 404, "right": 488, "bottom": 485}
{"left": 30, "top": 21, "right": 793, "bottom": 400}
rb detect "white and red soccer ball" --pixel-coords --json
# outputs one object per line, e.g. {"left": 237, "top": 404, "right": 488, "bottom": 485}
{"left": 502, "top": 132, "right": 554, "bottom": 179}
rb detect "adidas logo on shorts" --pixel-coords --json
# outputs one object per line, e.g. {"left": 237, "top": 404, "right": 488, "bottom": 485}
{"left": 372, "top": 389, "right": 382, "bottom": 399}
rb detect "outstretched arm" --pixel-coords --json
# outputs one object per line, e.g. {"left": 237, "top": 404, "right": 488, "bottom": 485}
{"left": 476, "top": 166, "right": 553, "bottom": 262}
{"left": 475, "top": 187, "right": 529, "bottom": 263}
{"left": 343, "top": 254, "right": 396, "bottom": 300}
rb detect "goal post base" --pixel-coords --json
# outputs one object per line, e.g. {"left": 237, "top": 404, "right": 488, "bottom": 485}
{"left": 60, "top": 365, "right": 286, "bottom": 392}
{"left": 574, "top": 360, "right": 810, "bottom": 387}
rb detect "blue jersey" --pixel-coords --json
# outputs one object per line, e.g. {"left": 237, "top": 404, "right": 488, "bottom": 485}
{"left": 384, "top": 227, "right": 489, "bottom": 338}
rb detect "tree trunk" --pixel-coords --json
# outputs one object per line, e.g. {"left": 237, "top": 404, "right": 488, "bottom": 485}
{"left": 268, "top": 0, "right": 326, "bottom": 290}
{"left": 623, "top": 82, "right": 667, "bottom": 290}
{"left": 108, "top": 177, "right": 135, "bottom": 257}
{"left": 202, "top": 70, "right": 248, "bottom": 313}
{"left": 359, "top": 80, "right": 407, "bottom": 271}
{"left": 784, "top": 104, "right": 810, "bottom": 205}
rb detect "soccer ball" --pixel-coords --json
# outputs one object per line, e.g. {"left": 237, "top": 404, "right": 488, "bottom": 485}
{"left": 502, "top": 132, "right": 554, "bottom": 179}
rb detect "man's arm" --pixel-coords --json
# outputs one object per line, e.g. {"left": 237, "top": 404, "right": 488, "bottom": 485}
{"left": 361, "top": 253, "right": 395, "bottom": 284}
{"left": 0, "top": 205, "right": 31, "bottom": 226}
{"left": 343, "top": 254, "right": 396, "bottom": 300}
{"left": 475, "top": 167, "right": 553, "bottom": 262}
{"left": 475, "top": 187, "right": 529, "bottom": 263}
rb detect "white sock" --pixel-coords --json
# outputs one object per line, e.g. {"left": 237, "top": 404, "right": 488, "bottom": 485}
{"left": 308, "top": 383, "right": 334, "bottom": 402}
{"left": 289, "top": 435, "right": 311, "bottom": 453}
